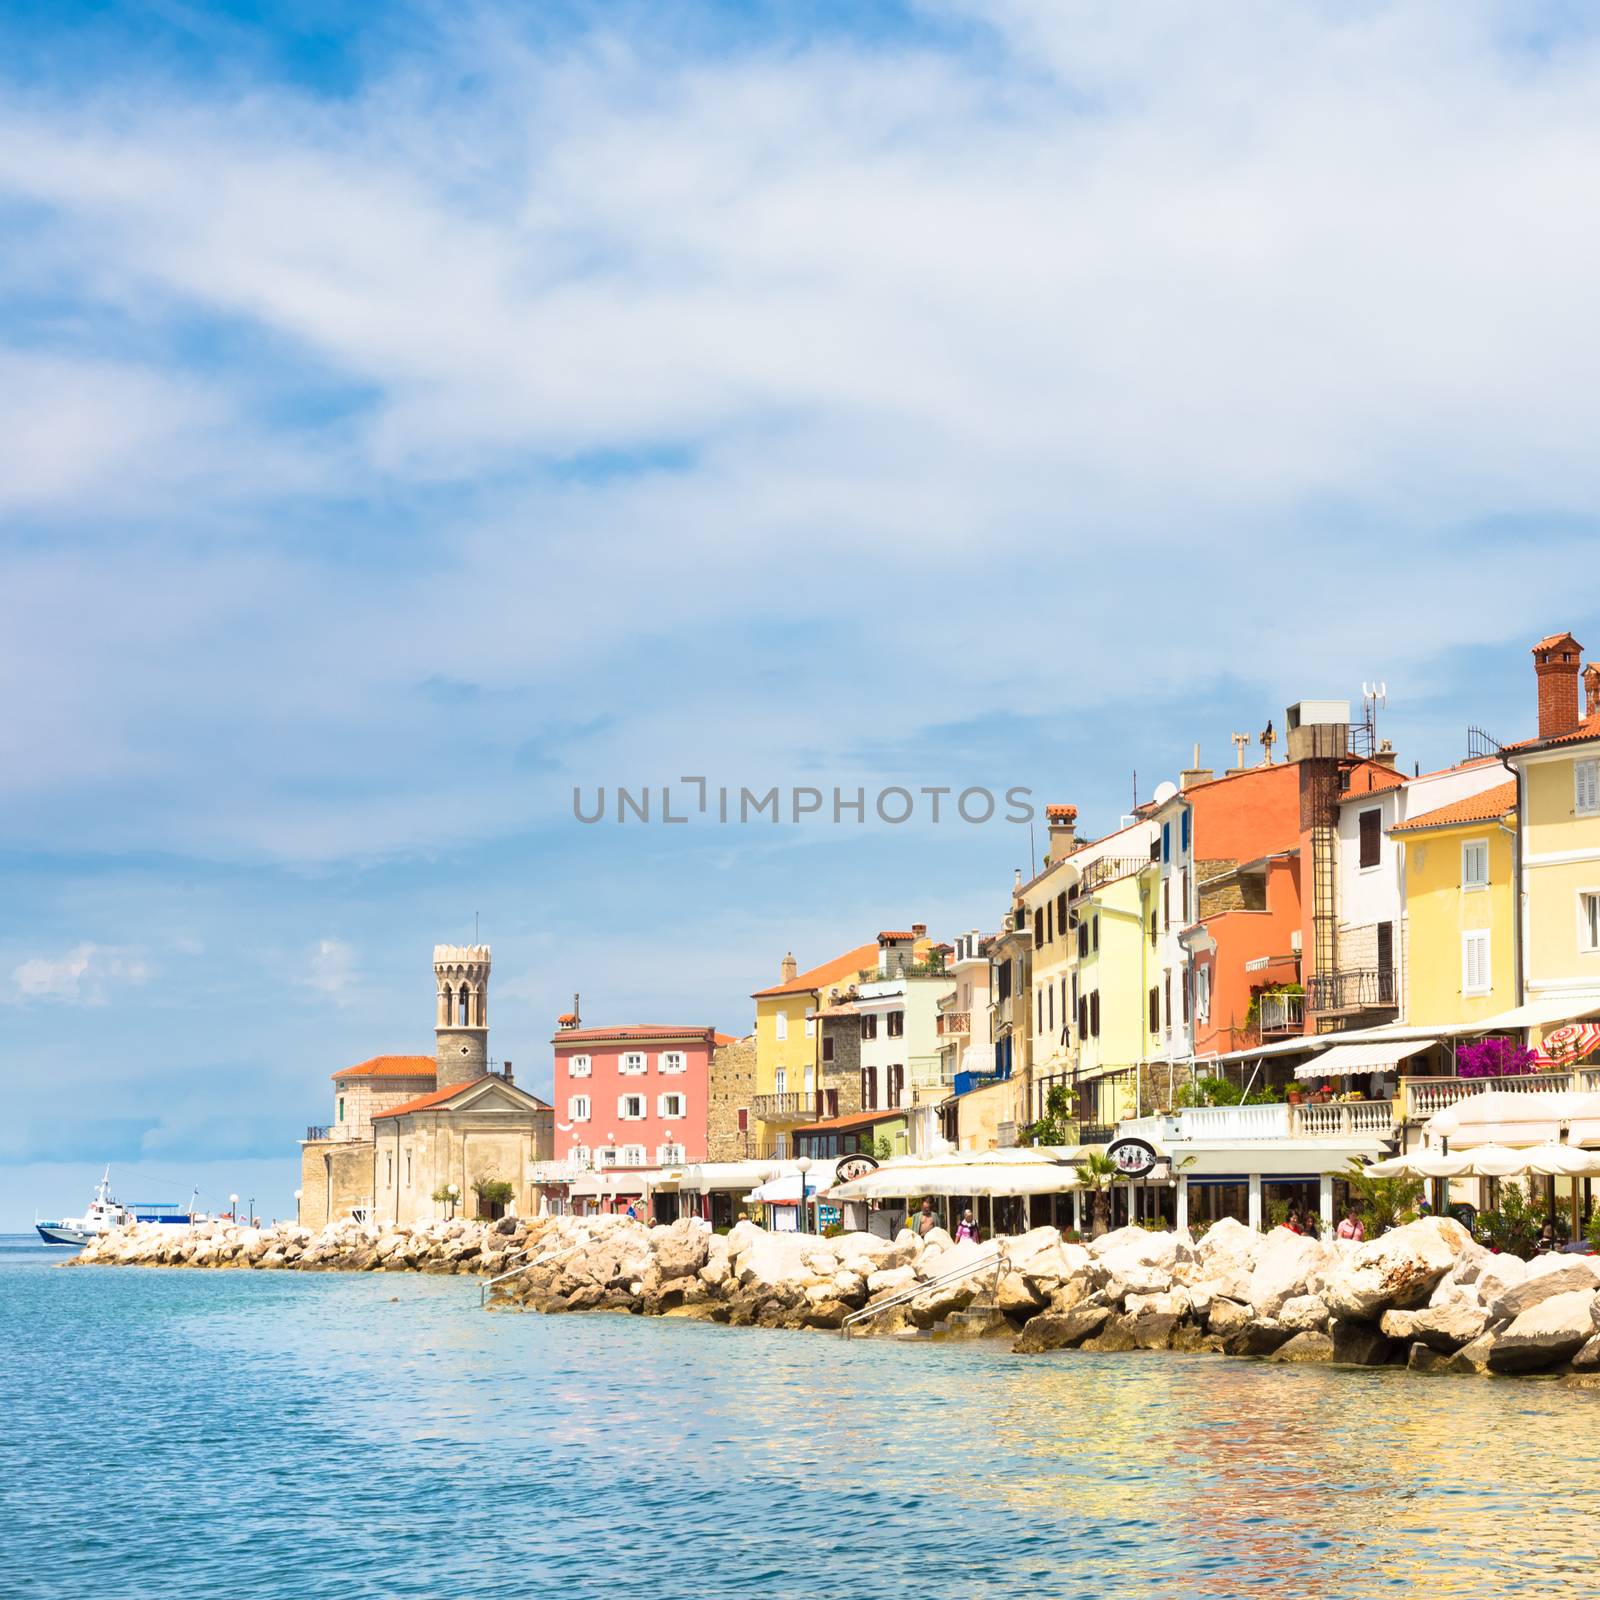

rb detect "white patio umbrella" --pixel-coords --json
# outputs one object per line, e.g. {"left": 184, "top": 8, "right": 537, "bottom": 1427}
{"left": 1366, "top": 1143, "right": 1600, "bottom": 1180}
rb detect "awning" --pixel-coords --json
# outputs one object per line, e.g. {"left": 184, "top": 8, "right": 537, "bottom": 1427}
{"left": 745, "top": 1173, "right": 825, "bottom": 1205}
{"left": 1471, "top": 997, "right": 1600, "bottom": 1033}
{"left": 823, "top": 1148, "right": 1084, "bottom": 1200}
{"left": 1426, "top": 1089, "right": 1600, "bottom": 1148}
{"left": 1367, "top": 1143, "right": 1600, "bottom": 1179}
{"left": 1294, "top": 1039, "right": 1435, "bottom": 1079}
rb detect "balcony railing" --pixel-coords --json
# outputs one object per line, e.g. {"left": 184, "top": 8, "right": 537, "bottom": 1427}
{"left": 1290, "top": 1100, "right": 1395, "bottom": 1138}
{"left": 1070, "top": 856, "right": 1151, "bottom": 899}
{"left": 1258, "top": 992, "right": 1305, "bottom": 1035}
{"left": 937, "top": 1010, "right": 972, "bottom": 1037}
{"left": 1126, "top": 1101, "right": 1395, "bottom": 1142}
{"left": 305, "top": 1124, "right": 332, "bottom": 1142}
{"left": 751, "top": 1091, "right": 822, "bottom": 1124}
{"left": 1402, "top": 1069, "right": 1600, "bottom": 1122}
{"left": 1306, "top": 967, "right": 1397, "bottom": 1015}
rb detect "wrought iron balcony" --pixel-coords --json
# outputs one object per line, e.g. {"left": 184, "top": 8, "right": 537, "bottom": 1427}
{"left": 305, "top": 1125, "right": 332, "bottom": 1142}
{"left": 1306, "top": 967, "right": 1397, "bottom": 1015}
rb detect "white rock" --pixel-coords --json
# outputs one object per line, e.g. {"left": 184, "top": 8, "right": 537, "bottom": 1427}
{"left": 1249, "top": 1231, "right": 1335, "bottom": 1318}
{"left": 1323, "top": 1217, "right": 1473, "bottom": 1321}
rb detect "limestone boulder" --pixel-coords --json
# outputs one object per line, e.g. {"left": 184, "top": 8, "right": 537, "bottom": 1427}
{"left": 1329, "top": 1318, "right": 1395, "bottom": 1367}
{"left": 1206, "top": 1298, "right": 1252, "bottom": 1338}
{"left": 919, "top": 1237, "right": 995, "bottom": 1284}
{"left": 866, "top": 1265, "right": 918, "bottom": 1297}
{"left": 1269, "top": 1331, "right": 1334, "bottom": 1364}
{"left": 995, "top": 1271, "right": 1046, "bottom": 1317}
{"left": 1100, "top": 1260, "right": 1173, "bottom": 1303}
{"left": 1089, "top": 1226, "right": 1189, "bottom": 1269}
{"left": 653, "top": 1223, "right": 710, "bottom": 1281}
{"left": 1379, "top": 1300, "right": 1488, "bottom": 1353}
{"left": 1323, "top": 1218, "right": 1472, "bottom": 1321}
{"left": 918, "top": 1226, "right": 955, "bottom": 1254}
{"left": 1249, "top": 1231, "right": 1334, "bottom": 1318}
{"left": 1487, "top": 1290, "right": 1600, "bottom": 1374}
{"left": 907, "top": 1279, "right": 977, "bottom": 1329}
{"left": 1195, "top": 1217, "right": 1265, "bottom": 1270}
{"left": 1443, "top": 1331, "right": 1497, "bottom": 1374}
{"left": 1013, "top": 1304, "right": 1111, "bottom": 1353}
{"left": 1278, "top": 1295, "right": 1330, "bottom": 1334}
{"left": 1487, "top": 1261, "right": 1600, "bottom": 1324}
{"left": 734, "top": 1231, "right": 816, "bottom": 1291}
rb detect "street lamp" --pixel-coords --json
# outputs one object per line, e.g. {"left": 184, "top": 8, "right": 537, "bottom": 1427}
{"left": 293, "top": 1189, "right": 302, "bottom": 1225}
{"left": 795, "top": 1155, "right": 812, "bottom": 1236}
{"left": 248, "top": 1196, "right": 255, "bottom": 1227}
{"left": 229, "top": 1192, "right": 239, "bottom": 1224}
{"left": 446, "top": 1182, "right": 459, "bottom": 1221}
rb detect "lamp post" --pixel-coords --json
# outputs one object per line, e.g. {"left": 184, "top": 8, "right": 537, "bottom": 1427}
{"left": 229, "top": 1192, "right": 239, "bottom": 1224}
{"left": 293, "top": 1189, "right": 303, "bottom": 1225}
{"left": 446, "top": 1182, "right": 459, "bottom": 1221}
{"left": 248, "top": 1196, "right": 255, "bottom": 1227}
{"left": 795, "top": 1155, "right": 813, "bottom": 1235}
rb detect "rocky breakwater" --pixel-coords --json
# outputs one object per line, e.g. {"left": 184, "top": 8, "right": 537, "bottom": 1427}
{"left": 503, "top": 1213, "right": 1600, "bottom": 1381}
{"left": 66, "top": 1215, "right": 527, "bottom": 1274}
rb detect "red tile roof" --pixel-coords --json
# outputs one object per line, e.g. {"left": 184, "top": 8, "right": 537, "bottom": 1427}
{"left": 556, "top": 1012, "right": 578, "bottom": 1024}
{"left": 877, "top": 930, "right": 917, "bottom": 942}
{"left": 331, "top": 1055, "right": 436, "bottom": 1082}
{"left": 372, "top": 1079, "right": 480, "bottom": 1118}
{"left": 1507, "top": 711, "right": 1600, "bottom": 751}
{"left": 1045, "top": 804, "right": 1078, "bottom": 821}
{"left": 800, "top": 1107, "right": 906, "bottom": 1134}
{"left": 752, "top": 942, "right": 879, "bottom": 999}
{"left": 1391, "top": 781, "right": 1517, "bottom": 834}
{"left": 712, "top": 1032, "right": 744, "bottom": 1048}
{"left": 1533, "top": 631, "right": 1582, "bottom": 654}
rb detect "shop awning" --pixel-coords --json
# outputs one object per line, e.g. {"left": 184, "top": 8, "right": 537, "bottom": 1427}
{"left": 1470, "top": 997, "right": 1600, "bottom": 1033}
{"left": 823, "top": 1148, "right": 1084, "bottom": 1200}
{"left": 1294, "top": 1039, "right": 1435, "bottom": 1079}
{"left": 1368, "top": 1143, "right": 1600, "bottom": 1179}
{"left": 1426, "top": 1089, "right": 1600, "bottom": 1149}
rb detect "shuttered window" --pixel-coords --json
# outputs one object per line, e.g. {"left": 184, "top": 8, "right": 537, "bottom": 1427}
{"left": 1577, "top": 760, "right": 1600, "bottom": 816}
{"left": 1461, "top": 839, "right": 1489, "bottom": 890}
{"left": 1462, "top": 930, "right": 1491, "bottom": 995}
{"left": 1359, "top": 809, "right": 1382, "bottom": 868}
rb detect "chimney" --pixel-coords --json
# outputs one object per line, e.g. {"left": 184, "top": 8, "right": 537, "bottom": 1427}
{"left": 1045, "top": 803, "right": 1078, "bottom": 861}
{"left": 1585, "top": 662, "right": 1600, "bottom": 721}
{"left": 1533, "top": 632, "right": 1584, "bottom": 739}
{"left": 911, "top": 923, "right": 927, "bottom": 939}
{"left": 502, "top": 1060, "right": 514, "bottom": 1085}
{"left": 1013, "top": 867, "right": 1022, "bottom": 890}
{"left": 1374, "top": 739, "right": 1398, "bottom": 768}
{"left": 1178, "top": 746, "right": 1212, "bottom": 791}
{"left": 780, "top": 951, "right": 798, "bottom": 984}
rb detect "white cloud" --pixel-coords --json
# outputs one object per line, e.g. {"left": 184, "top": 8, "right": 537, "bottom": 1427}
{"left": 10, "top": 943, "right": 151, "bottom": 1005}
{"left": 303, "top": 938, "right": 359, "bottom": 1001}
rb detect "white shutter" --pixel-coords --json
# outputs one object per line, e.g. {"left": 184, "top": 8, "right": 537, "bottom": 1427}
{"left": 1577, "top": 760, "right": 1600, "bottom": 815}
{"left": 1463, "top": 931, "right": 1490, "bottom": 995}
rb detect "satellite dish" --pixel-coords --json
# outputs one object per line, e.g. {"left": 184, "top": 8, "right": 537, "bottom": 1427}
{"left": 1152, "top": 780, "right": 1179, "bottom": 805}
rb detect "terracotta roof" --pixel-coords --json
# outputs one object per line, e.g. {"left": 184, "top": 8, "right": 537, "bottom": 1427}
{"left": 331, "top": 1055, "right": 436, "bottom": 1082}
{"left": 712, "top": 1032, "right": 744, "bottom": 1048}
{"left": 552, "top": 1024, "right": 716, "bottom": 1044}
{"left": 800, "top": 1107, "right": 906, "bottom": 1134}
{"left": 877, "top": 930, "right": 917, "bottom": 942}
{"left": 1045, "top": 804, "right": 1078, "bottom": 821}
{"left": 1391, "top": 781, "right": 1517, "bottom": 834}
{"left": 372, "top": 1079, "right": 480, "bottom": 1118}
{"left": 752, "top": 942, "right": 879, "bottom": 999}
{"left": 1533, "top": 631, "right": 1582, "bottom": 654}
{"left": 556, "top": 1012, "right": 578, "bottom": 1024}
{"left": 1507, "top": 711, "right": 1600, "bottom": 752}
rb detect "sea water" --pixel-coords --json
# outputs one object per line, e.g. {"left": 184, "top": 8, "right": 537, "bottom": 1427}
{"left": 2, "top": 1232, "right": 1596, "bottom": 1599}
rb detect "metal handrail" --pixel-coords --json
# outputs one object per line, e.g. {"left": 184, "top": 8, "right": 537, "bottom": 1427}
{"left": 479, "top": 1245, "right": 536, "bottom": 1308}
{"left": 839, "top": 1247, "right": 1001, "bottom": 1337}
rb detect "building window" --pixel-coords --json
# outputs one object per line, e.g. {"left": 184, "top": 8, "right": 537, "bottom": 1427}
{"left": 1461, "top": 839, "right": 1489, "bottom": 891}
{"left": 1149, "top": 908, "right": 1158, "bottom": 947}
{"left": 338, "top": 1096, "right": 345, "bottom": 1122}
{"left": 887, "top": 1010, "right": 904, "bottom": 1038}
{"left": 658, "top": 1092, "right": 686, "bottom": 1119}
{"left": 1163, "top": 879, "right": 1171, "bottom": 932}
{"left": 621, "top": 1145, "right": 646, "bottom": 1167}
{"left": 1359, "top": 808, "right": 1382, "bottom": 869}
{"left": 862, "top": 1066, "right": 878, "bottom": 1110}
{"left": 620, "top": 1052, "right": 647, "bottom": 1075}
{"left": 1577, "top": 759, "right": 1600, "bottom": 817}
{"left": 1078, "top": 921, "right": 1090, "bottom": 959}
{"left": 595, "top": 1148, "right": 618, "bottom": 1168}
{"left": 1090, "top": 991, "right": 1101, "bottom": 1037}
{"left": 569, "top": 1054, "right": 592, "bottom": 1078}
{"left": 1164, "top": 972, "right": 1172, "bottom": 1030}
{"left": 888, "top": 1064, "right": 904, "bottom": 1107}
{"left": 1181, "top": 808, "right": 1191, "bottom": 853}
{"left": 1196, "top": 964, "right": 1212, "bottom": 1023}
{"left": 1162, "top": 822, "right": 1171, "bottom": 863}
{"left": 774, "top": 1067, "right": 787, "bottom": 1094}
{"left": 805, "top": 1014, "right": 815, "bottom": 1038}
{"left": 404, "top": 1151, "right": 411, "bottom": 1188}
{"left": 1037, "top": 987, "right": 1044, "bottom": 1034}
{"left": 386, "top": 1152, "right": 393, "bottom": 1186}
{"left": 861, "top": 1014, "right": 878, "bottom": 1041}
{"left": 1148, "top": 986, "right": 1159, "bottom": 1033}
{"left": 1078, "top": 996, "right": 1088, "bottom": 1037}
{"left": 1581, "top": 892, "right": 1600, "bottom": 953}
{"left": 619, "top": 1094, "right": 645, "bottom": 1120}
{"left": 658, "top": 1144, "right": 685, "bottom": 1165}
{"left": 658, "top": 1051, "right": 685, "bottom": 1074}
{"left": 571, "top": 1144, "right": 590, "bottom": 1169}
{"left": 1035, "top": 908, "right": 1045, "bottom": 946}
{"left": 1047, "top": 985, "right": 1054, "bottom": 1032}
{"left": 822, "top": 1033, "right": 835, "bottom": 1063}
{"left": 568, "top": 1094, "right": 590, "bottom": 1121}
{"left": 1092, "top": 916, "right": 1099, "bottom": 953}
{"left": 1462, "top": 930, "right": 1492, "bottom": 996}
{"left": 776, "top": 1011, "right": 789, "bottom": 1041}
{"left": 1056, "top": 890, "right": 1067, "bottom": 933}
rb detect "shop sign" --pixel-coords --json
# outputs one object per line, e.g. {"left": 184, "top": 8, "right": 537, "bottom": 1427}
{"left": 834, "top": 1154, "right": 880, "bottom": 1184}
{"left": 1105, "top": 1137, "right": 1161, "bottom": 1178}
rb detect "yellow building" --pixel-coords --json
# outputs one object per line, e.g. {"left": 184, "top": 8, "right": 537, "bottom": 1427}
{"left": 749, "top": 940, "right": 879, "bottom": 1156}
{"left": 1507, "top": 634, "right": 1600, "bottom": 1038}
{"left": 1390, "top": 782, "right": 1518, "bottom": 1024}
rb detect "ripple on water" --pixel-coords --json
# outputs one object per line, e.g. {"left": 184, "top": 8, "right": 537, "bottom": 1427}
{"left": 2, "top": 1237, "right": 1597, "bottom": 1600}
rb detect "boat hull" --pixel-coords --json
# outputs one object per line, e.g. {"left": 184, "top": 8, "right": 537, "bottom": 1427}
{"left": 36, "top": 1224, "right": 94, "bottom": 1247}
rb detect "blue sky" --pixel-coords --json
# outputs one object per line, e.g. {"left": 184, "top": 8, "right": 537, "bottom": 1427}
{"left": 4, "top": 0, "right": 1600, "bottom": 1226}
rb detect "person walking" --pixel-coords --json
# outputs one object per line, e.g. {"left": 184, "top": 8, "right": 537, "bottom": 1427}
{"left": 916, "top": 1198, "right": 939, "bottom": 1238}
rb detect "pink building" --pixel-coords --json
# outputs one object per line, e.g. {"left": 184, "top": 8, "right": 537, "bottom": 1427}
{"left": 552, "top": 1015, "right": 727, "bottom": 1212}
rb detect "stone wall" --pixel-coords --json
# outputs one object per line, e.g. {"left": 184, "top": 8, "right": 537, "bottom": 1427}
{"left": 820, "top": 1017, "right": 863, "bottom": 1116}
{"left": 706, "top": 1034, "right": 757, "bottom": 1161}
{"left": 299, "top": 1138, "right": 376, "bottom": 1229}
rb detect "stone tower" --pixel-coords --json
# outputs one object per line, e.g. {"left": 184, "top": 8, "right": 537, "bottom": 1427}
{"left": 434, "top": 944, "right": 491, "bottom": 1089}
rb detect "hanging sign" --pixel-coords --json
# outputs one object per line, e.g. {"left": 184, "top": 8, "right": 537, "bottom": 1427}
{"left": 1105, "top": 1137, "right": 1161, "bottom": 1178}
{"left": 834, "top": 1154, "right": 880, "bottom": 1184}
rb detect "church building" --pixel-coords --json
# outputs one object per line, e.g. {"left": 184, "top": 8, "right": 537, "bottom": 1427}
{"left": 298, "top": 944, "right": 554, "bottom": 1228}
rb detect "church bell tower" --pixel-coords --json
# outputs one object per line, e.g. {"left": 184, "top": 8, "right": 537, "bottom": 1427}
{"left": 433, "top": 944, "right": 491, "bottom": 1089}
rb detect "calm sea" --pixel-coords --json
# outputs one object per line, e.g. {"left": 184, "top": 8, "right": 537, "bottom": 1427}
{"left": 3, "top": 1230, "right": 1597, "bottom": 1599}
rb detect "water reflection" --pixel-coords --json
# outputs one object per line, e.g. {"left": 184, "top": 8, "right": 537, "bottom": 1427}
{"left": 5, "top": 1241, "right": 1598, "bottom": 1600}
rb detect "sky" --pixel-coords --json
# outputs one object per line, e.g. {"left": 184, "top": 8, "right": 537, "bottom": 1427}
{"left": 4, "top": 0, "right": 1600, "bottom": 1227}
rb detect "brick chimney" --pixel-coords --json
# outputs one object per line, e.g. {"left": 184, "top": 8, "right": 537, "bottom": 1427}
{"left": 1045, "top": 803, "right": 1078, "bottom": 862}
{"left": 780, "top": 951, "right": 798, "bottom": 984}
{"left": 1533, "top": 632, "right": 1584, "bottom": 739}
{"left": 502, "top": 1059, "right": 514, "bottom": 1085}
{"left": 1585, "top": 662, "right": 1600, "bottom": 721}
{"left": 1178, "top": 746, "right": 1212, "bottom": 791}
{"left": 911, "top": 923, "right": 927, "bottom": 939}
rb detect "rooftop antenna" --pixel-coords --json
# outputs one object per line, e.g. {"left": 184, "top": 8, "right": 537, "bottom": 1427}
{"left": 1029, "top": 819, "right": 1037, "bottom": 876}
{"left": 1361, "top": 682, "right": 1388, "bottom": 754}
{"left": 1132, "top": 769, "right": 1138, "bottom": 810}
{"left": 1259, "top": 719, "right": 1276, "bottom": 764}
{"left": 475, "top": 910, "right": 479, "bottom": 943}
{"left": 1231, "top": 731, "right": 1250, "bottom": 769}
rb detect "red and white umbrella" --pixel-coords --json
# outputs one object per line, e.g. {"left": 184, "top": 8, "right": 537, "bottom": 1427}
{"left": 1535, "top": 1022, "right": 1600, "bottom": 1067}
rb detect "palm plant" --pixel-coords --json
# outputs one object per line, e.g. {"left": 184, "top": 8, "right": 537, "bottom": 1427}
{"left": 1076, "top": 1151, "right": 1120, "bottom": 1238}
{"left": 1342, "top": 1158, "right": 1423, "bottom": 1236}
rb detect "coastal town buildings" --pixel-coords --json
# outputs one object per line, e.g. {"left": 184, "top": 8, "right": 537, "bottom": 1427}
{"left": 298, "top": 945, "right": 553, "bottom": 1229}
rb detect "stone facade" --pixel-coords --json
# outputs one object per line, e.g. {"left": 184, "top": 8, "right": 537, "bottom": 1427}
{"left": 818, "top": 1012, "right": 863, "bottom": 1118}
{"left": 299, "top": 1138, "right": 377, "bottom": 1230}
{"left": 705, "top": 1033, "right": 758, "bottom": 1161}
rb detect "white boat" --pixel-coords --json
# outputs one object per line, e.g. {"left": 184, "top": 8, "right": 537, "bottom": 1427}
{"left": 35, "top": 1167, "right": 130, "bottom": 1246}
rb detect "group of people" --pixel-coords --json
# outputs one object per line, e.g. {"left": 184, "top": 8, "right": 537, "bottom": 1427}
{"left": 1278, "top": 1201, "right": 1367, "bottom": 1241}
{"left": 912, "top": 1199, "right": 981, "bottom": 1242}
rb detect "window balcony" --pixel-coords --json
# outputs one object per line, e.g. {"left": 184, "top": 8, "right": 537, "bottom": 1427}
{"left": 752, "top": 1091, "right": 823, "bottom": 1124}
{"left": 1258, "top": 991, "right": 1305, "bottom": 1036}
{"left": 1306, "top": 967, "right": 1397, "bottom": 1016}
{"left": 937, "top": 1010, "right": 972, "bottom": 1037}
